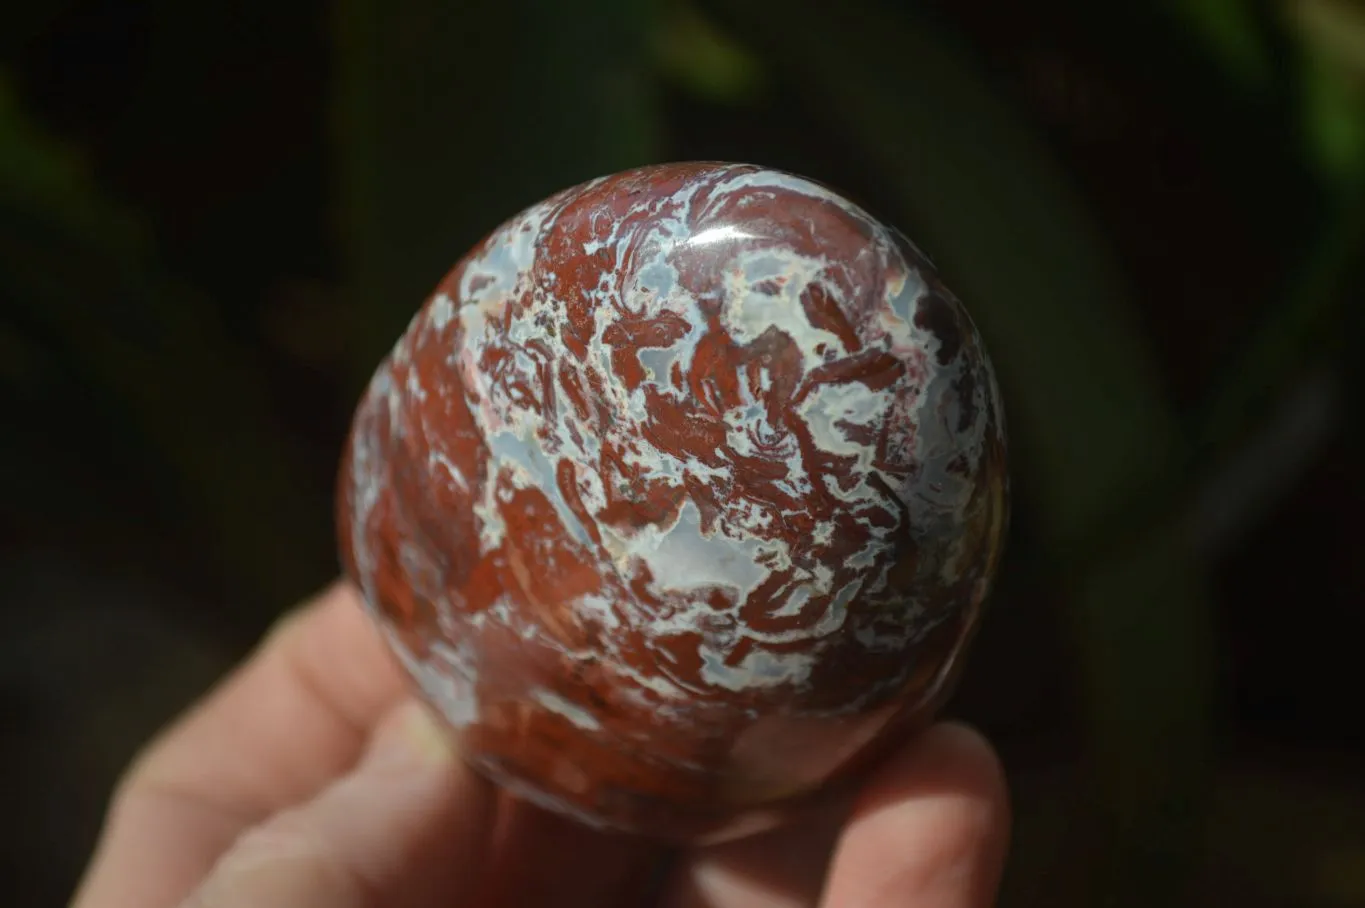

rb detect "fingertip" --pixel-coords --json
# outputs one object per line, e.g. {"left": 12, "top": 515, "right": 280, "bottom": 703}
{"left": 823, "top": 721, "right": 1010, "bottom": 908}
{"left": 864, "top": 721, "right": 1009, "bottom": 821}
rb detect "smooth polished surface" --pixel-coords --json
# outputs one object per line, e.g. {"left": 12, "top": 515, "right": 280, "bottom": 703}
{"left": 336, "top": 162, "right": 1009, "bottom": 841}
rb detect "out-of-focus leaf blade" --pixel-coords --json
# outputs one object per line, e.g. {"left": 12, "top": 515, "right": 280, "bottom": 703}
{"left": 1197, "top": 196, "right": 1365, "bottom": 453}
{"left": 1291, "top": 0, "right": 1365, "bottom": 188}
{"left": 655, "top": 1, "right": 768, "bottom": 105}
{"left": 1167, "top": 0, "right": 1276, "bottom": 86}
{"left": 711, "top": 3, "right": 1213, "bottom": 903}
{"left": 0, "top": 76, "right": 332, "bottom": 610}
{"left": 0, "top": 75, "right": 143, "bottom": 250}
{"left": 1294, "top": 0, "right": 1365, "bottom": 80}
{"left": 333, "top": 0, "right": 663, "bottom": 384}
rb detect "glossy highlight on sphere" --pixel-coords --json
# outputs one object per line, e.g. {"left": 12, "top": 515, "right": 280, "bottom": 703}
{"left": 336, "top": 162, "right": 1009, "bottom": 841}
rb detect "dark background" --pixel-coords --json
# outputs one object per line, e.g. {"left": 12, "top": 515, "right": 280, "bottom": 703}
{"left": 3, "top": 1, "right": 1364, "bottom": 905}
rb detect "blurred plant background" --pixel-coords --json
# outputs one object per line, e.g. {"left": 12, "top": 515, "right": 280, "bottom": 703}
{"left": 2, "top": 0, "right": 1363, "bottom": 905}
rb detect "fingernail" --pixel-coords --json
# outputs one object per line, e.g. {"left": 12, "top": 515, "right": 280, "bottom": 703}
{"left": 365, "top": 701, "right": 458, "bottom": 771}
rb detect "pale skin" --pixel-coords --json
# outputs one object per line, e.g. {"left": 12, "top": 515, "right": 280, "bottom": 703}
{"left": 72, "top": 582, "right": 1010, "bottom": 908}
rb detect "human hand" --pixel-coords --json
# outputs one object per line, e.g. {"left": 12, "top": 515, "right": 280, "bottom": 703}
{"left": 72, "top": 582, "right": 1009, "bottom": 908}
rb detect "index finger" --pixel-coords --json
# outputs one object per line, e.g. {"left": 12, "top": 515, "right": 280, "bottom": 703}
{"left": 73, "top": 581, "right": 409, "bottom": 908}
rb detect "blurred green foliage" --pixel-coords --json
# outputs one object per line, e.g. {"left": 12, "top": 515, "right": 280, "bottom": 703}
{"left": 0, "top": 73, "right": 333, "bottom": 607}
{"left": 1294, "top": 0, "right": 1365, "bottom": 185}
{"left": 334, "top": 0, "right": 663, "bottom": 383}
{"left": 2, "top": 0, "right": 1363, "bottom": 905}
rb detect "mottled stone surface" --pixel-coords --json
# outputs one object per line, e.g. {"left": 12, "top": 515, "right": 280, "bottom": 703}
{"left": 337, "top": 162, "right": 1009, "bottom": 841}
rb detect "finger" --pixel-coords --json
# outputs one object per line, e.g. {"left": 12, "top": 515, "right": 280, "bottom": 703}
{"left": 73, "top": 581, "right": 408, "bottom": 908}
{"left": 181, "top": 699, "right": 495, "bottom": 908}
{"left": 474, "top": 794, "right": 670, "bottom": 908}
{"left": 659, "top": 797, "right": 852, "bottom": 908}
{"left": 822, "top": 722, "right": 1010, "bottom": 908}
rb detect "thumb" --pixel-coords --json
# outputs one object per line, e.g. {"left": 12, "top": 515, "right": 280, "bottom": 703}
{"left": 180, "top": 700, "right": 494, "bottom": 908}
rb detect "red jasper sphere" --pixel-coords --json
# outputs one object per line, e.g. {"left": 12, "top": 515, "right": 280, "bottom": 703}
{"left": 337, "top": 162, "right": 1009, "bottom": 842}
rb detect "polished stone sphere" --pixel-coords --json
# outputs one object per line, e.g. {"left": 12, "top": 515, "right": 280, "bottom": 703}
{"left": 337, "top": 162, "right": 1009, "bottom": 842}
